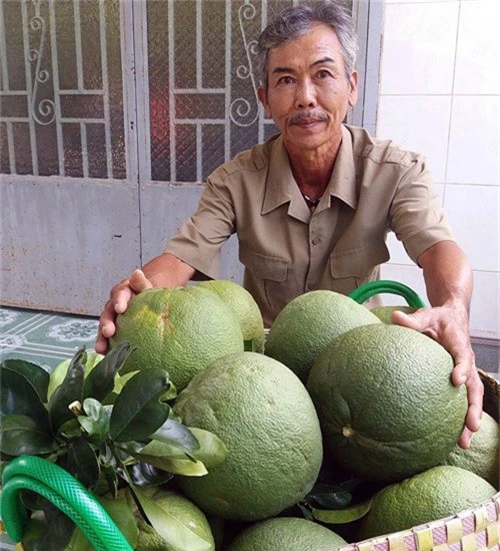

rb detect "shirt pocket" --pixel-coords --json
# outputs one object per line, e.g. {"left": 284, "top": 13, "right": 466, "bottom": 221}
{"left": 329, "top": 241, "right": 390, "bottom": 294}
{"left": 239, "top": 245, "right": 290, "bottom": 320}
{"left": 239, "top": 245, "right": 289, "bottom": 282}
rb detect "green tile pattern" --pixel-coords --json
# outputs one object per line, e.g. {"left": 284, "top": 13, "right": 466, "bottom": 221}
{"left": 0, "top": 306, "right": 99, "bottom": 372}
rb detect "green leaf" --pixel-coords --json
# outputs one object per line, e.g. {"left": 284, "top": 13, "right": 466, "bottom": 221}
{"left": 83, "top": 342, "right": 132, "bottom": 402}
{"left": 99, "top": 493, "right": 139, "bottom": 549}
{"left": 133, "top": 486, "right": 214, "bottom": 551}
{"left": 48, "top": 347, "right": 86, "bottom": 433}
{"left": 20, "top": 511, "right": 48, "bottom": 550}
{"left": 309, "top": 489, "right": 352, "bottom": 510}
{"left": 298, "top": 503, "right": 315, "bottom": 522}
{"left": 65, "top": 492, "right": 139, "bottom": 551}
{"left": 48, "top": 351, "right": 104, "bottom": 402}
{"left": 1, "top": 358, "right": 49, "bottom": 404}
{"left": 306, "top": 480, "right": 364, "bottom": 510}
{"left": 23, "top": 506, "right": 76, "bottom": 551}
{"left": 77, "top": 398, "right": 110, "bottom": 441}
{"left": 65, "top": 529, "right": 95, "bottom": 551}
{"left": 125, "top": 461, "right": 174, "bottom": 487}
{"left": 62, "top": 437, "right": 100, "bottom": 492}
{"left": 57, "top": 418, "right": 82, "bottom": 439}
{"left": 311, "top": 498, "right": 373, "bottom": 524}
{"left": 151, "top": 417, "right": 200, "bottom": 455}
{"left": 109, "top": 369, "right": 171, "bottom": 442}
{"left": 188, "top": 428, "right": 227, "bottom": 470}
{"left": 136, "top": 441, "right": 208, "bottom": 476}
{"left": 0, "top": 414, "right": 58, "bottom": 456}
{"left": 0, "top": 367, "right": 50, "bottom": 427}
{"left": 163, "top": 380, "right": 178, "bottom": 401}
{"left": 103, "top": 465, "right": 119, "bottom": 498}
{"left": 112, "top": 370, "right": 139, "bottom": 395}
{"left": 243, "top": 339, "right": 255, "bottom": 352}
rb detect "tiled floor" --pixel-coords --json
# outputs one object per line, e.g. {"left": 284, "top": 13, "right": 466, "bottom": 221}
{"left": 0, "top": 306, "right": 99, "bottom": 372}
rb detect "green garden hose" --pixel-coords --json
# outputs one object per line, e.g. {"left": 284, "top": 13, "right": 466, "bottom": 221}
{"left": 348, "top": 279, "right": 426, "bottom": 308}
{"left": 1, "top": 455, "right": 133, "bottom": 551}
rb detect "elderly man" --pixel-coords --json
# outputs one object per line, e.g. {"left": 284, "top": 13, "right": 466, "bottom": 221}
{"left": 97, "top": 2, "right": 482, "bottom": 447}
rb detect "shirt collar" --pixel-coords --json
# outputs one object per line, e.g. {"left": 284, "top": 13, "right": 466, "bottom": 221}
{"left": 261, "top": 125, "right": 358, "bottom": 217}
{"left": 324, "top": 125, "right": 358, "bottom": 211}
{"left": 262, "top": 134, "right": 297, "bottom": 214}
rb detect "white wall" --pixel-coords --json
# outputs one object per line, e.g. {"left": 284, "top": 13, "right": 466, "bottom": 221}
{"left": 376, "top": 0, "right": 499, "bottom": 340}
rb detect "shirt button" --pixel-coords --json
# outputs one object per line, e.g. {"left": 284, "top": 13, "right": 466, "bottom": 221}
{"left": 311, "top": 236, "right": 320, "bottom": 245}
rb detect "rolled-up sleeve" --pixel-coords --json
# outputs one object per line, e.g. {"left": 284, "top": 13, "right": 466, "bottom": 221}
{"left": 165, "top": 171, "right": 236, "bottom": 279}
{"left": 389, "top": 155, "right": 455, "bottom": 264}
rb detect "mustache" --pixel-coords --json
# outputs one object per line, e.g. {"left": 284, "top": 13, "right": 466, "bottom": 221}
{"left": 288, "top": 111, "right": 329, "bottom": 125}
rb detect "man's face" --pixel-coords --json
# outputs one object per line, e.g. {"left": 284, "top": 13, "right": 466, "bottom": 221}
{"left": 258, "top": 23, "right": 358, "bottom": 156}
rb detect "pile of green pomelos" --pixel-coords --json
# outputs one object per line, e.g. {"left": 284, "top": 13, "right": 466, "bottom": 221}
{"left": 1, "top": 280, "right": 497, "bottom": 551}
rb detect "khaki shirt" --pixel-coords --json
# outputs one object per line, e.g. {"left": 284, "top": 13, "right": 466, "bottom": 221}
{"left": 165, "top": 125, "right": 454, "bottom": 327}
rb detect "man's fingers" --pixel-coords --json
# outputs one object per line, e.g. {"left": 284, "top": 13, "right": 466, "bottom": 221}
{"left": 96, "top": 303, "right": 117, "bottom": 354}
{"left": 451, "top": 362, "right": 468, "bottom": 386}
{"left": 464, "top": 369, "right": 484, "bottom": 433}
{"left": 453, "top": 361, "right": 483, "bottom": 449}
{"left": 390, "top": 309, "right": 429, "bottom": 332}
{"left": 96, "top": 306, "right": 116, "bottom": 353}
{"left": 392, "top": 305, "right": 483, "bottom": 449}
{"left": 129, "top": 269, "right": 153, "bottom": 293}
{"left": 114, "top": 295, "right": 130, "bottom": 314}
{"left": 100, "top": 319, "right": 116, "bottom": 338}
{"left": 95, "top": 269, "right": 152, "bottom": 356}
{"left": 465, "top": 401, "right": 483, "bottom": 434}
{"left": 109, "top": 280, "right": 135, "bottom": 313}
{"left": 458, "top": 426, "right": 472, "bottom": 449}
{"left": 95, "top": 332, "right": 109, "bottom": 354}
{"left": 96, "top": 287, "right": 131, "bottom": 352}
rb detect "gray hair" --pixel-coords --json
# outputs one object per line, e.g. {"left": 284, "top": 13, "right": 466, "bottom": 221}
{"left": 256, "top": 1, "right": 358, "bottom": 89}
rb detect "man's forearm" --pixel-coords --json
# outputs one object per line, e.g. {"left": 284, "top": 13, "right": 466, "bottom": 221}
{"left": 142, "top": 253, "right": 197, "bottom": 288}
{"left": 418, "top": 241, "right": 473, "bottom": 312}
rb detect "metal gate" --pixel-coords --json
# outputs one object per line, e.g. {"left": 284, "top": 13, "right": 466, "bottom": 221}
{"left": 0, "top": 0, "right": 381, "bottom": 315}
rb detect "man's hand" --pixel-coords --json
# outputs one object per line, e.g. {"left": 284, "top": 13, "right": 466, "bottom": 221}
{"left": 392, "top": 303, "right": 484, "bottom": 449}
{"left": 95, "top": 269, "right": 152, "bottom": 354}
{"left": 95, "top": 253, "right": 197, "bottom": 354}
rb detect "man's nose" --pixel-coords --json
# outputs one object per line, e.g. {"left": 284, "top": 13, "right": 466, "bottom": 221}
{"left": 294, "top": 80, "right": 316, "bottom": 109}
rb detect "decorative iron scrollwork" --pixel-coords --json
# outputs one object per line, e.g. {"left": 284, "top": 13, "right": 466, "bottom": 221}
{"left": 29, "top": 0, "right": 55, "bottom": 126}
{"left": 229, "top": 2, "right": 260, "bottom": 128}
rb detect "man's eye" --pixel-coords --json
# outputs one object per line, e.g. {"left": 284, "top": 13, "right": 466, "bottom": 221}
{"left": 278, "top": 76, "right": 295, "bottom": 85}
{"left": 316, "top": 70, "right": 332, "bottom": 79}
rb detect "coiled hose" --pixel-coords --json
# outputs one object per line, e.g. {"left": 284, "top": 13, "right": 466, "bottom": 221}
{"left": 1, "top": 455, "right": 133, "bottom": 551}
{"left": 348, "top": 279, "right": 426, "bottom": 308}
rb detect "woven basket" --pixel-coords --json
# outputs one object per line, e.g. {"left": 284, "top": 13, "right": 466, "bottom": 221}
{"left": 338, "top": 369, "right": 500, "bottom": 551}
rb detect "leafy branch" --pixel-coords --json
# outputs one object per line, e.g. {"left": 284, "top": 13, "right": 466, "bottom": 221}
{"left": 0, "top": 343, "right": 226, "bottom": 549}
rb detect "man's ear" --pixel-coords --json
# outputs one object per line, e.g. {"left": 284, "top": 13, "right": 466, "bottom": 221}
{"left": 258, "top": 86, "right": 272, "bottom": 118}
{"left": 348, "top": 70, "right": 358, "bottom": 108}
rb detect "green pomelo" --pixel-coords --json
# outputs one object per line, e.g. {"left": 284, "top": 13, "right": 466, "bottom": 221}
{"left": 370, "top": 305, "right": 417, "bottom": 324}
{"left": 358, "top": 465, "right": 497, "bottom": 539}
{"left": 110, "top": 287, "right": 243, "bottom": 391}
{"left": 197, "top": 279, "right": 265, "bottom": 353}
{"left": 227, "top": 517, "right": 347, "bottom": 551}
{"left": 307, "top": 324, "right": 468, "bottom": 482}
{"left": 63, "top": 488, "right": 215, "bottom": 551}
{"left": 174, "top": 352, "right": 323, "bottom": 521}
{"left": 443, "top": 411, "right": 499, "bottom": 488}
{"left": 132, "top": 488, "right": 215, "bottom": 551}
{"left": 265, "top": 290, "right": 380, "bottom": 382}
